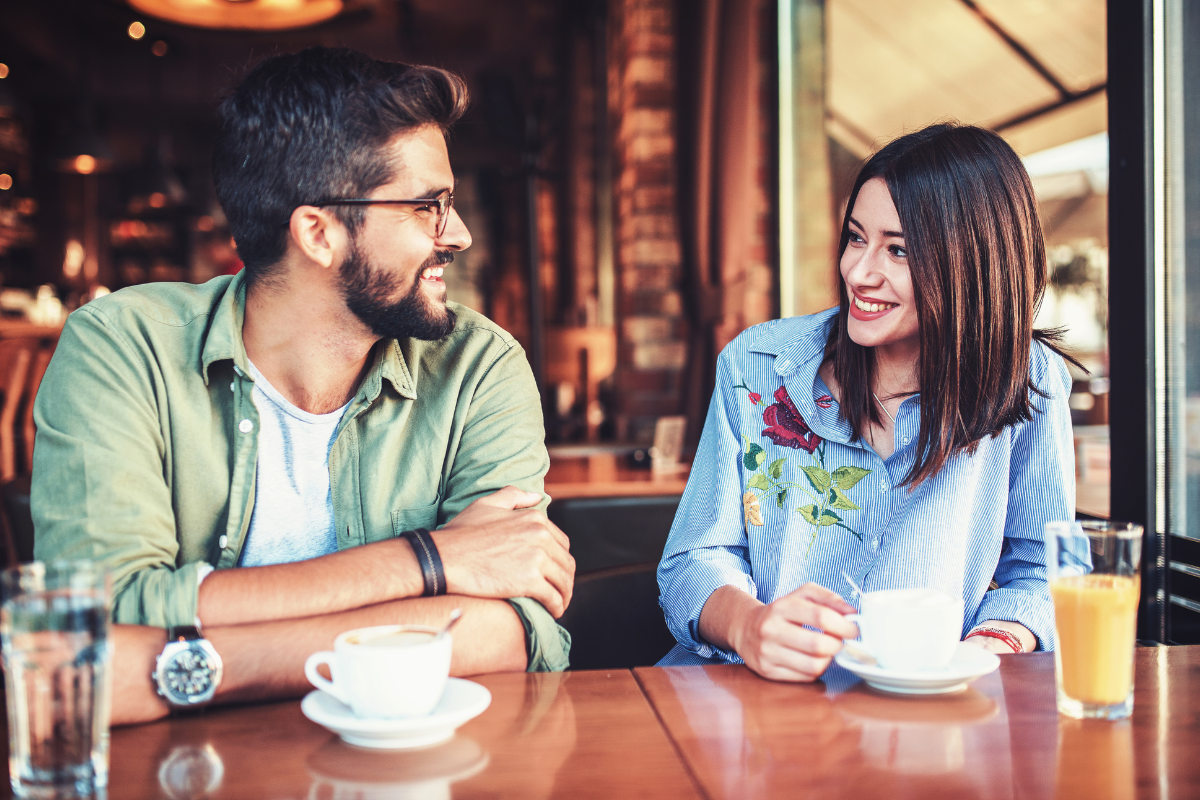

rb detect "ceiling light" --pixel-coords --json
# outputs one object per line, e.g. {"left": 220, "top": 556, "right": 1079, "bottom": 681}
{"left": 125, "top": 0, "right": 347, "bottom": 31}
{"left": 128, "top": 21, "right": 146, "bottom": 39}
{"left": 0, "top": 64, "right": 9, "bottom": 79}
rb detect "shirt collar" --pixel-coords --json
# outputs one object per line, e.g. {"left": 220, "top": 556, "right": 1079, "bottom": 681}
{"left": 749, "top": 308, "right": 853, "bottom": 444}
{"left": 199, "top": 271, "right": 417, "bottom": 400}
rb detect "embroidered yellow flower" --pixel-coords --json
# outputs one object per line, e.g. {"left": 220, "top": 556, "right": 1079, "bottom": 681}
{"left": 743, "top": 490, "right": 764, "bottom": 531}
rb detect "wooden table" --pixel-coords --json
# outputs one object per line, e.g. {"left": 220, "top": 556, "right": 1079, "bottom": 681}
{"left": 7, "top": 648, "right": 1200, "bottom": 798}
{"left": 545, "top": 453, "right": 689, "bottom": 499}
{"left": 637, "top": 647, "right": 1200, "bottom": 799}
{"left": 105, "top": 670, "right": 699, "bottom": 799}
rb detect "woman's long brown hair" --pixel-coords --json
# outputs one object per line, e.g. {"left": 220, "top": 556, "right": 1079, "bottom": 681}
{"left": 827, "top": 123, "right": 1080, "bottom": 487}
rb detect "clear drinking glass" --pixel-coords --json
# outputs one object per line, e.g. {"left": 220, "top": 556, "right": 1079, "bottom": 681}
{"left": 1045, "top": 521, "right": 1142, "bottom": 720}
{"left": 1, "top": 561, "right": 113, "bottom": 799}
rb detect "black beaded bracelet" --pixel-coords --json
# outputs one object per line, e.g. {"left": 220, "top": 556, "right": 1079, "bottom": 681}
{"left": 402, "top": 528, "right": 447, "bottom": 597}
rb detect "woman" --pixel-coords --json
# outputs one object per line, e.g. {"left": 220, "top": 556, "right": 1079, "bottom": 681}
{"left": 657, "top": 123, "right": 1075, "bottom": 681}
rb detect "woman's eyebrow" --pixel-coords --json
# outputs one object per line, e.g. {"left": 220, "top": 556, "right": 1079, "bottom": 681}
{"left": 848, "top": 216, "right": 904, "bottom": 238}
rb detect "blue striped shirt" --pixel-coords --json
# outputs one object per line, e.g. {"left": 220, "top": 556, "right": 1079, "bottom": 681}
{"left": 657, "top": 308, "right": 1074, "bottom": 666}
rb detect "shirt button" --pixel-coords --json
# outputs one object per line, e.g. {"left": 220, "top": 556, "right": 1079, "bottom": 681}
{"left": 902, "top": 437, "right": 910, "bottom": 445}
{"left": 218, "top": 535, "right": 228, "bottom": 549}
{"left": 880, "top": 480, "right": 888, "bottom": 492}
{"left": 230, "top": 381, "right": 235, "bottom": 392}
{"left": 239, "top": 419, "right": 254, "bottom": 433}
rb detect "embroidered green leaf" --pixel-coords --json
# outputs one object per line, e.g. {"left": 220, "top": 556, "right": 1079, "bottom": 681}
{"left": 828, "top": 486, "right": 860, "bottom": 511}
{"left": 798, "top": 504, "right": 820, "bottom": 525}
{"left": 768, "top": 458, "right": 786, "bottom": 480}
{"left": 747, "top": 473, "right": 771, "bottom": 491}
{"left": 818, "top": 510, "right": 842, "bottom": 527}
{"left": 776, "top": 489, "right": 787, "bottom": 508}
{"left": 743, "top": 443, "right": 765, "bottom": 471}
{"left": 835, "top": 522, "right": 864, "bottom": 541}
{"left": 801, "top": 466, "right": 832, "bottom": 494}
{"left": 831, "top": 465, "right": 871, "bottom": 490}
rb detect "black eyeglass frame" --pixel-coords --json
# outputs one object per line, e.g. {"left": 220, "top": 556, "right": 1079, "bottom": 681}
{"left": 299, "top": 189, "right": 456, "bottom": 237}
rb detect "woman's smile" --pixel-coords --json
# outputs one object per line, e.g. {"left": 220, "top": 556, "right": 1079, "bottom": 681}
{"left": 848, "top": 292, "right": 899, "bottom": 320}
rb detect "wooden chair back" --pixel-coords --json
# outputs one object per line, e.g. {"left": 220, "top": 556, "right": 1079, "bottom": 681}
{"left": 0, "top": 339, "right": 35, "bottom": 484}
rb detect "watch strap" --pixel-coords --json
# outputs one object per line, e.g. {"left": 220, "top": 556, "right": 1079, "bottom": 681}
{"left": 166, "top": 625, "right": 203, "bottom": 643}
{"left": 401, "top": 528, "right": 447, "bottom": 597}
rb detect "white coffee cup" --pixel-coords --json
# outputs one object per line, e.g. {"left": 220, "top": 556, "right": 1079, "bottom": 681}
{"left": 848, "top": 588, "right": 963, "bottom": 672}
{"left": 305, "top": 624, "right": 452, "bottom": 719}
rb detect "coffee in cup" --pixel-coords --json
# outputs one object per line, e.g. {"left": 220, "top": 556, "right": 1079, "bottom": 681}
{"left": 848, "top": 588, "right": 963, "bottom": 672}
{"left": 305, "top": 624, "right": 452, "bottom": 719}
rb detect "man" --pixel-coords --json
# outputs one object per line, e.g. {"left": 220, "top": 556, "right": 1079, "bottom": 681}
{"left": 33, "top": 47, "right": 573, "bottom": 724}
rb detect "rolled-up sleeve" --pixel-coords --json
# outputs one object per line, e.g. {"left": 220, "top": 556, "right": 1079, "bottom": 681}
{"left": 973, "top": 346, "right": 1075, "bottom": 651}
{"left": 32, "top": 307, "right": 205, "bottom": 628}
{"left": 658, "top": 347, "right": 757, "bottom": 661}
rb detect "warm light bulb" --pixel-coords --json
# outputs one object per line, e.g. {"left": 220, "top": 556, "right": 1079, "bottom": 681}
{"left": 74, "top": 155, "right": 97, "bottom": 175}
{"left": 128, "top": 21, "right": 146, "bottom": 40}
{"left": 151, "top": 40, "right": 169, "bottom": 57}
{"left": 148, "top": 192, "right": 166, "bottom": 208}
{"left": 0, "top": 174, "right": 11, "bottom": 191}
{"left": 0, "top": 64, "right": 9, "bottom": 79}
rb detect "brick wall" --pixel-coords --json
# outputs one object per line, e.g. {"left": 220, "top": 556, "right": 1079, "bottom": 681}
{"left": 609, "top": 0, "right": 688, "bottom": 442}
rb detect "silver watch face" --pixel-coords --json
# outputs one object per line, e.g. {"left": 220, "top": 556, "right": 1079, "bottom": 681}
{"left": 158, "top": 644, "right": 220, "bottom": 705}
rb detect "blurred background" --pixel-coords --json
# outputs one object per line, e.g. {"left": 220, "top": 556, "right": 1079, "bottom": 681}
{"left": 0, "top": 0, "right": 1110, "bottom": 493}
{"left": 0, "top": 1, "right": 1120, "bottom": 646}
{"left": 18, "top": 0, "right": 1200, "bottom": 652}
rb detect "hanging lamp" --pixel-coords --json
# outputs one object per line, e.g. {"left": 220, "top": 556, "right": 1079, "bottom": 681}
{"left": 125, "top": 0, "right": 348, "bottom": 31}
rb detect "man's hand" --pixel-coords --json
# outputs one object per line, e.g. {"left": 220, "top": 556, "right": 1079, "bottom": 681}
{"left": 432, "top": 487, "right": 575, "bottom": 618}
{"left": 703, "top": 583, "right": 859, "bottom": 682}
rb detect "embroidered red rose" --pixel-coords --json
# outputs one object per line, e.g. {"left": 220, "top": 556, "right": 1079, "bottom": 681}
{"left": 762, "top": 386, "right": 822, "bottom": 453}
{"left": 816, "top": 395, "right": 833, "bottom": 409}
{"left": 748, "top": 392, "right": 762, "bottom": 405}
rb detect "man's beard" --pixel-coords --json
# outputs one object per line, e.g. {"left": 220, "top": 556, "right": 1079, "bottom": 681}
{"left": 340, "top": 243, "right": 458, "bottom": 341}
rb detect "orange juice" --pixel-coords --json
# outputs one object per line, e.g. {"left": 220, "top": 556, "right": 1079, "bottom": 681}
{"left": 1050, "top": 575, "right": 1140, "bottom": 705}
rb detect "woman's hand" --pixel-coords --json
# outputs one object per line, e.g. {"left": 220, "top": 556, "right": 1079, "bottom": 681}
{"left": 962, "top": 619, "right": 1037, "bottom": 653}
{"left": 699, "top": 583, "right": 859, "bottom": 682}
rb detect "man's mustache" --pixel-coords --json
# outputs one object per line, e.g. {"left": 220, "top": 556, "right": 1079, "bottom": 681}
{"left": 423, "top": 250, "right": 455, "bottom": 268}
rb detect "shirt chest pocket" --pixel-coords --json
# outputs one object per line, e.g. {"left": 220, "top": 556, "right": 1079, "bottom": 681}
{"left": 390, "top": 501, "right": 441, "bottom": 537}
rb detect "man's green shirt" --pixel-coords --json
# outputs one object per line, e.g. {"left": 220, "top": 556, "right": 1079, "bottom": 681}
{"left": 31, "top": 272, "right": 569, "bottom": 672}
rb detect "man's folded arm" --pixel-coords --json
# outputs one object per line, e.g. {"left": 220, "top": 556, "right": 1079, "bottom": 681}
{"left": 112, "top": 594, "right": 528, "bottom": 726}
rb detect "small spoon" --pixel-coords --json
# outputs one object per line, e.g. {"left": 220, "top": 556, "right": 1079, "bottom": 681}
{"left": 438, "top": 608, "right": 463, "bottom": 637}
{"left": 843, "top": 571, "right": 864, "bottom": 600}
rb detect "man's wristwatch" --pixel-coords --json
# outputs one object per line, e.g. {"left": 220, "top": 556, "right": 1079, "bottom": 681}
{"left": 153, "top": 626, "right": 224, "bottom": 708}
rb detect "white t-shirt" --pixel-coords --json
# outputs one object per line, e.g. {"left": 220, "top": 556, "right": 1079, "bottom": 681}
{"left": 237, "top": 362, "right": 350, "bottom": 567}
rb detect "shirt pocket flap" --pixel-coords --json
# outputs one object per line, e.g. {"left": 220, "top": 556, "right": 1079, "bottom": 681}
{"left": 391, "top": 501, "right": 441, "bottom": 535}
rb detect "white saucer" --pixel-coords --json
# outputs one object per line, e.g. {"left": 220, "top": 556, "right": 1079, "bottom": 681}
{"left": 833, "top": 642, "right": 1000, "bottom": 695}
{"left": 301, "top": 678, "right": 492, "bottom": 749}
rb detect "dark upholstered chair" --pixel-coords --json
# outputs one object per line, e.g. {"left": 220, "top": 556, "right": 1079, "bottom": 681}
{"left": 557, "top": 562, "right": 677, "bottom": 670}
{"left": 547, "top": 494, "right": 681, "bottom": 574}
{"left": 1, "top": 474, "right": 33, "bottom": 565}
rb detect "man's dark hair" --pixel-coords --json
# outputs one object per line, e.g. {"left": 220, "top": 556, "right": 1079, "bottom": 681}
{"left": 212, "top": 47, "right": 468, "bottom": 285}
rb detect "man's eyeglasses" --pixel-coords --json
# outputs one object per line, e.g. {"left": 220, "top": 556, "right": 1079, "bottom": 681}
{"left": 307, "top": 189, "right": 456, "bottom": 238}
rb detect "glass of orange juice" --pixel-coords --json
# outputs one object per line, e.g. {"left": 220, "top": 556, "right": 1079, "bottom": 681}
{"left": 1046, "top": 521, "right": 1142, "bottom": 720}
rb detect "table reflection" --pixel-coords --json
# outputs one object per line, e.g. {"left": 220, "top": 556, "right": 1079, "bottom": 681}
{"left": 834, "top": 687, "right": 999, "bottom": 777}
{"left": 452, "top": 671, "right": 578, "bottom": 799}
{"left": 305, "top": 735, "right": 488, "bottom": 800}
{"left": 1054, "top": 718, "right": 1135, "bottom": 799}
{"left": 157, "top": 743, "right": 225, "bottom": 799}
{"left": 644, "top": 664, "right": 1031, "bottom": 799}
